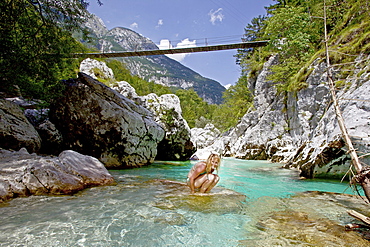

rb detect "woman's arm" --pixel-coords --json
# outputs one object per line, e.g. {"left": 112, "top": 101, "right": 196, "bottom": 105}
{"left": 188, "top": 162, "right": 206, "bottom": 193}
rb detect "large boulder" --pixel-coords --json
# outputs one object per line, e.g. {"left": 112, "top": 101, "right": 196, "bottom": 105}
{"left": 24, "top": 108, "right": 64, "bottom": 155}
{"left": 190, "top": 123, "right": 223, "bottom": 160}
{"left": 140, "top": 93, "right": 196, "bottom": 160}
{"left": 112, "top": 80, "right": 139, "bottom": 100}
{"left": 49, "top": 72, "right": 165, "bottom": 168}
{"left": 80, "top": 58, "right": 115, "bottom": 81}
{"left": 190, "top": 123, "right": 221, "bottom": 150}
{"left": 0, "top": 148, "right": 114, "bottom": 203}
{"left": 80, "top": 59, "right": 195, "bottom": 161}
{"left": 0, "top": 99, "right": 41, "bottom": 153}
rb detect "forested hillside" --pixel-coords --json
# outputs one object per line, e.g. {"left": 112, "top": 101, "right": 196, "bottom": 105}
{"left": 237, "top": 0, "right": 369, "bottom": 98}
{"left": 145, "top": 0, "right": 370, "bottom": 131}
{"left": 187, "top": 0, "right": 370, "bottom": 132}
{"left": 204, "top": 0, "right": 369, "bottom": 132}
{"left": 1, "top": 0, "right": 368, "bottom": 132}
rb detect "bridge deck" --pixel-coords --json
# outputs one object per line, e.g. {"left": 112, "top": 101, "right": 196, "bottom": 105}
{"left": 72, "top": 40, "right": 268, "bottom": 58}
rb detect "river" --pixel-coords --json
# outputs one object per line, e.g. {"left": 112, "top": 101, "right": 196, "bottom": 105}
{"left": 0, "top": 158, "right": 369, "bottom": 246}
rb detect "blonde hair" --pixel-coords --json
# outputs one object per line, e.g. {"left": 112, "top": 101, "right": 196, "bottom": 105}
{"left": 205, "top": 153, "right": 221, "bottom": 174}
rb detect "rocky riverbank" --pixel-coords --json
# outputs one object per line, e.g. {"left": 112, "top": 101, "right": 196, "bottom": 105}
{"left": 0, "top": 62, "right": 195, "bottom": 203}
{"left": 0, "top": 148, "right": 114, "bottom": 203}
{"left": 1, "top": 54, "right": 369, "bottom": 203}
{"left": 191, "top": 54, "right": 370, "bottom": 179}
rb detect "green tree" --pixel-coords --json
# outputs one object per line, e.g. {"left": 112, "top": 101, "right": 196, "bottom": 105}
{"left": 107, "top": 59, "right": 172, "bottom": 96}
{"left": 211, "top": 76, "right": 254, "bottom": 131}
{"left": 175, "top": 89, "right": 214, "bottom": 128}
{"left": 252, "top": 4, "right": 322, "bottom": 92}
{"left": 264, "top": 6, "right": 321, "bottom": 62}
{"left": 236, "top": 15, "right": 269, "bottom": 79}
{"left": 0, "top": 0, "right": 99, "bottom": 100}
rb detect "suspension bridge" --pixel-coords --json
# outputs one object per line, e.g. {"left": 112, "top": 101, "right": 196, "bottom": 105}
{"left": 71, "top": 40, "right": 268, "bottom": 58}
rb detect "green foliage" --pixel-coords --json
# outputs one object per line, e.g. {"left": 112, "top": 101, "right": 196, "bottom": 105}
{"left": 238, "top": 0, "right": 370, "bottom": 95}
{"left": 175, "top": 89, "right": 214, "bottom": 128}
{"left": 106, "top": 59, "right": 172, "bottom": 96}
{"left": 211, "top": 76, "right": 254, "bottom": 131}
{"left": 262, "top": 5, "right": 322, "bottom": 90}
{"left": 265, "top": 6, "right": 319, "bottom": 60}
{"left": 160, "top": 108, "right": 176, "bottom": 127}
{"left": 236, "top": 15, "right": 269, "bottom": 79}
{"left": 104, "top": 59, "right": 254, "bottom": 132}
{"left": 0, "top": 0, "right": 95, "bottom": 101}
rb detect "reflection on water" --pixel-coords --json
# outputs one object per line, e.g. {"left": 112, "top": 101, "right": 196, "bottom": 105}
{"left": 0, "top": 159, "right": 369, "bottom": 246}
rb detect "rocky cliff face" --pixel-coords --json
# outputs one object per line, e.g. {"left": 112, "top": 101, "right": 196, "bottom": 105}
{"left": 83, "top": 15, "right": 225, "bottom": 104}
{"left": 1, "top": 57, "right": 195, "bottom": 169}
{"left": 197, "top": 54, "right": 370, "bottom": 179}
{"left": 284, "top": 55, "right": 370, "bottom": 178}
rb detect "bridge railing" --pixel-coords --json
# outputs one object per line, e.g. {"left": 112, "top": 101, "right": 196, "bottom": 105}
{"left": 71, "top": 40, "right": 269, "bottom": 58}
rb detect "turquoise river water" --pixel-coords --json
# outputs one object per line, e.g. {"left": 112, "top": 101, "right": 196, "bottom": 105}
{"left": 0, "top": 158, "right": 369, "bottom": 246}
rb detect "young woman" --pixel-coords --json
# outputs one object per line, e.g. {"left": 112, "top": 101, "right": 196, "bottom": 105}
{"left": 187, "top": 153, "right": 221, "bottom": 194}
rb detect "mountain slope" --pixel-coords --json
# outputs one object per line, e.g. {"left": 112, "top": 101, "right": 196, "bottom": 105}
{"left": 83, "top": 15, "right": 225, "bottom": 104}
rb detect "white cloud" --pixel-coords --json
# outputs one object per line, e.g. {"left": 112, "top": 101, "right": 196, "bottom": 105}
{"left": 208, "top": 8, "right": 224, "bottom": 25}
{"left": 176, "top": 38, "right": 196, "bottom": 48}
{"left": 158, "top": 39, "right": 173, "bottom": 49}
{"left": 156, "top": 19, "right": 164, "bottom": 28}
{"left": 158, "top": 38, "right": 196, "bottom": 62}
{"left": 130, "top": 22, "right": 138, "bottom": 29}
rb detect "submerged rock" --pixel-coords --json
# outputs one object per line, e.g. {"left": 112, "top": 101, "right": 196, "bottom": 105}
{"left": 241, "top": 191, "right": 370, "bottom": 246}
{"left": 151, "top": 179, "right": 246, "bottom": 214}
{"left": 0, "top": 148, "right": 114, "bottom": 203}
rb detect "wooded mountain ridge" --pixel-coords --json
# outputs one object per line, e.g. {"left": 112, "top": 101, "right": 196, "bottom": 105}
{"left": 81, "top": 14, "right": 226, "bottom": 105}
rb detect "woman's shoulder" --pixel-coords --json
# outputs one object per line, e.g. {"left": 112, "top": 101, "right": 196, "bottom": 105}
{"left": 196, "top": 161, "right": 206, "bottom": 166}
{"left": 194, "top": 161, "right": 206, "bottom": 170}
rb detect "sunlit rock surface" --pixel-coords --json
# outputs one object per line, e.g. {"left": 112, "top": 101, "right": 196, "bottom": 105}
{"left": 140, "top": 94, "right": 195, "bottom": 160}
{"left": 151, "top": 179, "right": 246, "bottom": 214}
{"left": 191, "top": 123, "right": 221, "bottom": 149}
{"left": 0, "top": 148, "right": 114, "bottom": 203}
{"left": 80, "top": 58, "right": 115, "bottom": 80}
{"left": 111, "top": 80, "right": 196, "bottom": 160}
{"left": 50, "top": 72, "right": 165, "bottom": 168}
{"left": 286, "top": 57, "right": 370, "bottom": 178}
{"left": 197, "top": 54, "right": 370, "bottom": 179}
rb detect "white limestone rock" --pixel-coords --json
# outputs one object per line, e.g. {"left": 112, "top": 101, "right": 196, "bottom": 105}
{"left": 80, "top": 58, "right": 115, "bottom": 80}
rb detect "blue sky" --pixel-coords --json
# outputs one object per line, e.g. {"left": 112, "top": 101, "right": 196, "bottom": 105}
{"left": 87, "top": 0, "right": 274, "bottom": 87}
